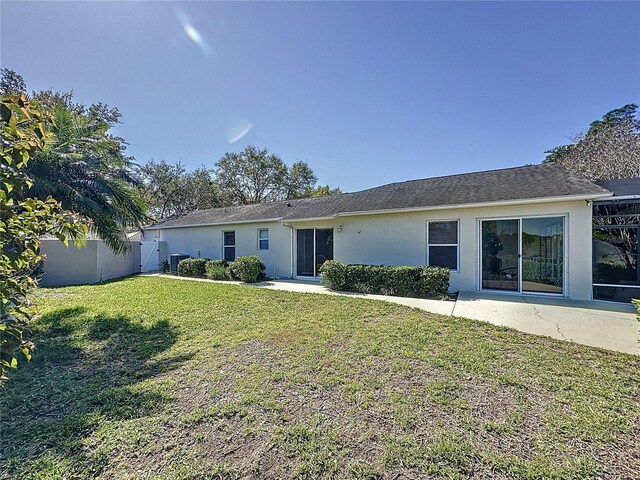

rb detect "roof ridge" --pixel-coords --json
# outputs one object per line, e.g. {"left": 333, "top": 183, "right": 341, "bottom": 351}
{"left": 350, "top": 163, "right": 550, "bottom": 193}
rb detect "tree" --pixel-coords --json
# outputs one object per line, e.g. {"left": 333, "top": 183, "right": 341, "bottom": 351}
{"left": 1, "top": 93, "right": 87, "bottom": 382}
{"left": 214, "top": 146, "right": 339, "bottom": 204}
{"left": 284, "top": 161, "right": 318, "bottom": 199}
{"left": 137, "top": 160, "right": 229, "bottom": 221}
{"left": 25, "top": 103, "right": 148, "bottom": 254}
{"left": 215, "top": 146, "right": 288, "bottom": 204}
{"left": 0, "top": 68, "right": 26, "bottom": 95}
{"left": 544, "top": 104, "right": 640, "bottom": 180}
{"left": 0, "top": 69, "right": 150, "bottom": 254}
{"left": 303, "top": 185, "right": 343, "bottom": 197}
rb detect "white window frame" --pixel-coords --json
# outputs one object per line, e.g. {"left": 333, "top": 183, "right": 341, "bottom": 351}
{"left": 475, "top": 213, "right": 568, "bottom": 297}
{"left": 223, "top": 230, "right": 236, "bottom": 262}
{"left": 257, "top": 228, "right": 269, "bottom": 250}
{"left": 426, "top": 219, "right": 460, "bottom": 272}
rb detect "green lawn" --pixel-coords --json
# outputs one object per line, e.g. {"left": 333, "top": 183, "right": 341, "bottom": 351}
{"left": 1, "top": 277, "right": 639, "bottom": 479}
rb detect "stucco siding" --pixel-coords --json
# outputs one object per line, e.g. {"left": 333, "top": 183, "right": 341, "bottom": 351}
{"left": 96, "top": 242, "right": 136, "bottom": 282}
{"left": 293, "top": 200, "right": 591, "bottom": 299}
{"left": 150, "top": 199, "right": 593, "bottom": 299}
{"left": 40, "top": 239, "right": 137, "bottom": 287}
{"left": 40, "top": 240, "right": 99, "bottom": 286}
{"left": 152, "top": 222, "right": 294, "bottom": 278}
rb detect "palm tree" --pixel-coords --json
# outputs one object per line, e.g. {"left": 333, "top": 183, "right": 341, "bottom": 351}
{"left": 25, "top": 104, "right": 149, "bottom": 255}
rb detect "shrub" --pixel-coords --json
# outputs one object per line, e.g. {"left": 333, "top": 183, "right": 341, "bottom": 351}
{"left": 321, "top": 263, "right": 450, "bottom": 299}
{"left": 177, "top": 258, "right": 209, "bottom": 278}
{"left": 319, "top": 260, "right": 347, "bottom": 290}
{"left": 205, "top": 259, "right": 228, "bottom": 280}
{"left": 633, "top": 299, "right": 640, "bottom": 323}
{"left": 228, "top": 256, "right": 266, "bottom": 283}
{"left": 160, "top": 260, "right": 170, "bottom": 274}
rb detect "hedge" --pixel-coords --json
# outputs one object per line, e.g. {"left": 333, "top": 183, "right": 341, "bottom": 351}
{"left": 319, "top": 260, "right": 449, "bottom": 299}
{"left": 205, "top": 259, "right": 228, "bottom": 280}
{"left": 177, "top": 258, "right": 209, "bottom": 278}
{"left": 178, "top": 256, "right": 267, "bottom": 283}
{"left": 228, "top": 255, "right": 266, "bottom": 283}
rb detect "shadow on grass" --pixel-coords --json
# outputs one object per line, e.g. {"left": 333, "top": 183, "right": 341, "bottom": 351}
{"left": 0, "top": 306, "right": 193, "bottom": 478}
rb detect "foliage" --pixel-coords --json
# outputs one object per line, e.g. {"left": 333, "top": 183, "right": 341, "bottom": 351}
{"left": 1, "top": 93, "right": 87, "bottom": 382}
{"left": 320, "top": 262, "right": 450, "bottom": 299}
{"left": 136, "top": 160, "right": 229, "bottom": 221}
{"left": 205, "top": 259, "right": 229, "bottom": 280}
{"left": 284, "top": 161, "right": 318, "bottom": 199}
{"left": 0, "top": 68, "right": 26, "bottom": 95}
{"left": 205, "top": 265, "right": 227, "bottom": 281}
{"left": 304, "top": 184, "right": 342, "bottom": 197}
{"left": 0, "top": 69, "right": 149, "bottom": 255}
{"left": 2, "top": 276, "right": 639, "bottom": 478}
{"left": 215, "top": 145, "right": 338, "bottom": 204}
{"left": 160, "top": 260, "right": 170, "bottom": 274}
{"left": 25, "top": 103, "right": 148, "bottom": 254}
{"left": 228, "top": 255, "right": 266, "bottom": 283}
{"left": 177, "top": 258, "right": 209, "bottom": 278}
{"left": 543, "top": 104, "right": 640, "bottom": 179}
{"left": 31, "top": 88, "right": 122, "bottom": 125}
{"left": 633, "top": 299, "right": 640, "bottom": 323}
{"left": 318, "top": 260, "right": 347, "bottom": 290}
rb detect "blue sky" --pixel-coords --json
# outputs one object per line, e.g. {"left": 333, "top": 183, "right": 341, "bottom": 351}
{"left": 2, "top": 1, "right": 639, "bottom": 191}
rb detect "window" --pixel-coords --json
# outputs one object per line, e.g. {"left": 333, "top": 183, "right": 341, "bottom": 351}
{"left": 258, "top": 228, "right": 269, "bottom": 250}
{"left": 223, "top": 231, "right": 236, "bottom": 262}
{"left": 427, "top": 220, "right": 458, "bottom": 270}
{"left": 593, "top": 199, "right": 640, "bottom": 302}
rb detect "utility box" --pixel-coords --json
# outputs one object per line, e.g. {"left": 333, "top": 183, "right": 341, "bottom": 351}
{"left": 170, "top": 254, "right": 190, "bottom": 274}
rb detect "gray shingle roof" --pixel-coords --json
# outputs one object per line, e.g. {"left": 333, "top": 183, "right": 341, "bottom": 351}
{"left": 152, "top": 163, "right": 611, "bottom": 228}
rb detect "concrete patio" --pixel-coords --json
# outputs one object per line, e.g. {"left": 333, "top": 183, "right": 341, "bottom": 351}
{"left": 152, "top": 274, "right": 640, "bottom": 355}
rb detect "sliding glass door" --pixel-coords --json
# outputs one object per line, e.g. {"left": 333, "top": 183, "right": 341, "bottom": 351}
{"left": 480, "top": 217, "right": 564, "bottom": 295}
{"left": 296, "top": 228, "right": 334, "bottom": 277}
{"left": 521, "top": 217, "right": 564, "bottom": 294}
{"left": 481, "top": 220, "right": 519, "bottom": 291}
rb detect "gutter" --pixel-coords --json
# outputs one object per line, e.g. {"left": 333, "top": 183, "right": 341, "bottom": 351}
{"left": 595, "top": 194, "right": 640, "bottom": 202}
{"left": 153, "top": 217, "right": 282, "bottom": 230}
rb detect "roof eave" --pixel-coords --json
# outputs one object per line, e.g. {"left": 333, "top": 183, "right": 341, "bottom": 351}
{"left": 153, "top": 192, "right": 614, "bottom": 228}
{"left": 284, "top": 192, "right": 613, "bottom": 222}
{"left": 151, "top": 217, "right": 283, "bottom": 230}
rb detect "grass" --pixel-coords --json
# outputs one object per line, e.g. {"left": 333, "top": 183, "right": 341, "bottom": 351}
{"left": 1, "top": 276, "right": 639, "bottom": 479}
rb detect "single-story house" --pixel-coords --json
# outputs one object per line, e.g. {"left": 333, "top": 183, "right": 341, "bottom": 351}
{"left": 141, "top": 163, "right": 640, "bottom": 303}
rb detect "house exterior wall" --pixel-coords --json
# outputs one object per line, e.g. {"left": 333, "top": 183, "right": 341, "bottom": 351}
{"left": 150, "top": 199, "right": 594, "bottom": 300}
{"left": 291, "top": 199, "right": 592, "bottom": 300}
{"left": 148, "top": 222, "right": 294, "bottom": 279}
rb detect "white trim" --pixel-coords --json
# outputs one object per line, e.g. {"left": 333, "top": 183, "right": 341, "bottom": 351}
{"left": 257, "top": 228, "right": 269, "bottom": 250}
{"left": 596, "top": 195, "right": 640, "bottom": 202}
{"left": 155, "top": 218, "right": 282, "bottom": 230}
{"left": 593, "top": 283, "right": 640, "bottom": 289}
{"left": 426, "top": 219, "right": 460, "bottom": 272}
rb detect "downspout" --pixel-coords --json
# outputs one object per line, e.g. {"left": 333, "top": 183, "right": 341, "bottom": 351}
{"left": 282, "top": 223, "right": 294, "bottom": 278}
